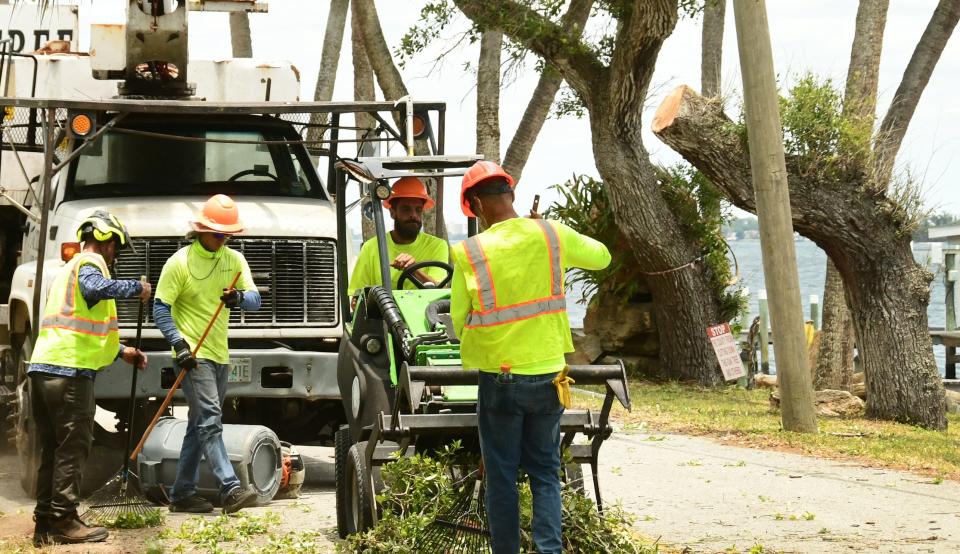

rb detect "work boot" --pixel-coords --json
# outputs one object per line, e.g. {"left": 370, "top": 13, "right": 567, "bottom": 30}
{"left": 32, "top": 515, "right": 52, "bottom": 547}
{"left": 222, "top": 486, "right": 258, "bottom": 514}
{"left": 169, "top": 494, "right": 214, "bottom": 513}
{"left": 49, "top": 513, "right": 109, "bottom": 544}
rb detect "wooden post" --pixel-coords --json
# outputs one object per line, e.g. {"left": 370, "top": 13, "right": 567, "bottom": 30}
{"left": 945, "top": 250, "right": 957, "bottom": 379}
{"left": 733, "top": 0, "right": 817, "bottom": 433}
{"left": 809, "top": 294, "right": 820, "bottom": 330}
{"left": 758, "top": 290, "right": 770, "bottom": 375}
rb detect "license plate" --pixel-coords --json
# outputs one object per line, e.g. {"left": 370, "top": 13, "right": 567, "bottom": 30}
{"left": 228, "top": 358, "right": 252, "bottom": 383}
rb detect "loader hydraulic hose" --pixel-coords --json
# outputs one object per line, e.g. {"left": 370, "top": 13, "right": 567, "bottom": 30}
{"left": 367, "top": 286, "right": 413, "bottom": 349}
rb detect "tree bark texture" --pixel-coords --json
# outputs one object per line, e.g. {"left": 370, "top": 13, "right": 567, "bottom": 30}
{"left": 501, "top": 0, "right": 594, "bottom": 184}
{"left": 844, "top": 0, "right": 889, "bottom": 123}
{"left": 476, "top": 31, "right": 503, "bottom": 163}
{"left": 653, "top": 85, "right": 947, "bottom": 429}
{"left": 229, "top": 12, "right": 253, "bottom": 58}
{"left": 814, "top": 260, "right": 854, "bottom": 391}
{"left": 700, "top": 0, "right": 726, "bottom": 98}
{"left": 875, "top": 0, "right": 960, "bottom": 183}
{"left": 454, "top": 0, "right": 727, "bottom": 385}
{"left": 351, "top": 2, "right": 377, "bottom": 242}
{"left": 309, "top": 0, "right": 349, "bottom": 141}
{"left": 814, "top": 0, "right": 889, "bottom": 390}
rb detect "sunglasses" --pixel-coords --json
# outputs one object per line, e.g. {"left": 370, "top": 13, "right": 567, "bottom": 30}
{"left": 212, "top": 233, "right": 229, "bottom": 239}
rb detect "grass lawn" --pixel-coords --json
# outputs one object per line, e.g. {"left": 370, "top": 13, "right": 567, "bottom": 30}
{"left": 576, "top": 381, "right": 960, "bottom": 481}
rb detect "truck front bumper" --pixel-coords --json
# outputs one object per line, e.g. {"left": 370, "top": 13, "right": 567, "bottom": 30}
{"left": 92, "top": 346, "right": 341, "bottom": 401}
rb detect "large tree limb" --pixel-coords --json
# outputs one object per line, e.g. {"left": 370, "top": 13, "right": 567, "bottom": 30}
{"left": 875, "top": 0, "right": 960, "bottom": 177}
{"left": 308, "top": 0, "right": 349, "bottom": 141}
{"left": 608, "top": 0, "right": 678, "bottom": 124}
{"left": 652, "top": 85, "right": 854, "bottom": 251}
{"left": 477, "top": 31, "right": 503, "bottom": 162}
{"left": 352, "top": 0, "right": 410, "bottom": 99}
{"left": 844, "top": 0, "right": 889, "bottom": 122}
{"left": 502, "top": 0, "right": 594, "bottom": 183}
{"left": 700, "top": 0, "right": 726, "bottom": 98}
{"left": 452, "top": 0, "right": 606, "bottom": 99}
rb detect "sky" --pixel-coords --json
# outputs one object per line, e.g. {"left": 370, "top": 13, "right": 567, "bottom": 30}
{"left": 70, "top": 0, "right": 960, "bottom": 228}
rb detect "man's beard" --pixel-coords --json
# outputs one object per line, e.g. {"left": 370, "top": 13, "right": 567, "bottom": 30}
{"left": 396, "top": 220, "right": 421, "bottom": 241}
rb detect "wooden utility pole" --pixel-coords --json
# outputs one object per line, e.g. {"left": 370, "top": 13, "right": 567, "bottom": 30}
{"left": 732, "top": 0, "right": 817, "bottom": 432}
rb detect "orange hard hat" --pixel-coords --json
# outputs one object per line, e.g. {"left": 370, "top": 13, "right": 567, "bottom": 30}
{"left": 382, "top": 176, "right": 435, "bottom": 210}
{"left": 460, "top": 160, "right": 515, "bottom": 217}
{"left": 192, "top": 194, "right": 244, "bottom": 234}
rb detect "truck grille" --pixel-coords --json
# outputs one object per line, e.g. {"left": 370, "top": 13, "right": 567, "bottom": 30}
{"left": 113, "top": 237, "right": 339, "bottom": 328}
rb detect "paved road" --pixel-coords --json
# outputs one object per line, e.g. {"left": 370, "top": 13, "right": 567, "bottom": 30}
{"left": 0, "top": 429, "right": 958, "bottom": 552}
{"left": 600, "top": 432, "right": 960, "bottom": 553}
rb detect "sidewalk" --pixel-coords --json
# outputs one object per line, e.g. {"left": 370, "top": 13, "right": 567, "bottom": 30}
{"left": 600, "top": 431, "right": 960, "bottom": 553}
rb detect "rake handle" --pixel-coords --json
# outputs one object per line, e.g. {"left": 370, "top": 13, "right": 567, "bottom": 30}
{"left": 121, "top": 276, "right": 148, "bottom": 476}
{"left": 129, "top": 271, "right": 241, "bottom": 463}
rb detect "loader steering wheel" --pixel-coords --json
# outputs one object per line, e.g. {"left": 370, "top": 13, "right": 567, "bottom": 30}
{"left": 397, "top": 261, "right": 453, "bottom": 290}
{"left": 227, "top": 168, "right": 280, "bottom": 182}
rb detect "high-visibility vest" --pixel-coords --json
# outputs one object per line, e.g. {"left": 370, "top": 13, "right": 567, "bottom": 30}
{"left": 452, "top": 218, "right": 573, "bottom": 373}
{"left": 30, "top": 252, "right": 120, "bottom": 370}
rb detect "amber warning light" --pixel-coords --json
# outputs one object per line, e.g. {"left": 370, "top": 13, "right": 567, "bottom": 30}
{"left": 69, "top": 114, "right": 93, "bottom": 137}
{"left": 60, "top": 242, "right": 81, "bottom": 262}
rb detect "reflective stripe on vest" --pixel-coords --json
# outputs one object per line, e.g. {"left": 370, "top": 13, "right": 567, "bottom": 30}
{"left": 464, "top": 219, "right": 566, "bottom": 328}
{"left": 40, "top": 253, "right": 119, "bottom": 337}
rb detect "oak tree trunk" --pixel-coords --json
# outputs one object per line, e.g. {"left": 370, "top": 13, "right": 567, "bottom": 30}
{"left": 814, "top": 260, "right": 854, "bottom": 390}
{"left": 591, "top": 120, "right": 724, "bottom": 386}
{"left": 653, "top": 85, "right": 947, "bottom": 429}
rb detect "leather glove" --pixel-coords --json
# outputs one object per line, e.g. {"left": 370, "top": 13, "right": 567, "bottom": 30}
{"left": 172, "top": 339, "right": 197, "bottom": 371}
{"left": 220, "top": 288, "right": 244, "bottom": 309}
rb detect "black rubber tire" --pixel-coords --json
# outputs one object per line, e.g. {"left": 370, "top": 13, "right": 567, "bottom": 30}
{"left": 334, "top": 425, "right": 351, "bottom": 539}
{"left": 14, "top": 332, "right": 38, "bottom": 498}
{"left": 344, "top": 441, "right": 375, "bottom": 536}
{"left": 17, "top": 379, "right": 39, "bottom": 498}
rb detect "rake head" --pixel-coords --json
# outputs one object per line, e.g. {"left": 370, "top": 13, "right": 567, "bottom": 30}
{"left": 421, "top": 473, "right": 491, "bottom": 553}
{"left": 80, "top": 472, "right": 163, "bottom": 528}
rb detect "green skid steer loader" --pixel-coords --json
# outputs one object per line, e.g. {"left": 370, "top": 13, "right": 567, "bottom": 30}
{"left": 332, "top": 156, "right": 631, "bottom": 538}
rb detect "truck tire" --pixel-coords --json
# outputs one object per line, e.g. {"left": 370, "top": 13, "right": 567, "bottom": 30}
{"left": 16, "top": 378, "right": 39, "bottom": 498}
{"left": 344, "top": 441, "right": 374, "bottom": 535}
{"left": 334, "top": 425, "right": 351, "bottom": 539}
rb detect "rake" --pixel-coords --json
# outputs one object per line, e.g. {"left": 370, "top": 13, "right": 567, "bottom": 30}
{"left": 81, "top": 278, "right": 159, "bottom": 526}
{"left": 420, "top": 464, "right": 491, "bottom": 553}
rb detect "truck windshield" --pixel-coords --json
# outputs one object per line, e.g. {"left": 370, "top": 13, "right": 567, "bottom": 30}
{"left": 69, "top": 123, "right": 325, "bottom": 199}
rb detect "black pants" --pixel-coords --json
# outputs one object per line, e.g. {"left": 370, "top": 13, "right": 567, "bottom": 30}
{"left": 30, "top": 373, "right": 96, "bottom": 521}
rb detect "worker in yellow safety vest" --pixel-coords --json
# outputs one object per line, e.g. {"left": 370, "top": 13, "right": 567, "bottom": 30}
{"left": 450, "top": 161, "right": 611, "bottom": 554}
{"left": 348, "top": 176, "right": 450, "bottom": 298}
{"left": 28, "top": 210, "right": 150, "bottom": 546}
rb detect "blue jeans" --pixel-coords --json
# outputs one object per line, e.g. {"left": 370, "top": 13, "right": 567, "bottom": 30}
{"left": 478, "top": 370, "right": 563, "bottom": 554}
{"left": 170, "top": 359, "right": 240, "bottom": 503}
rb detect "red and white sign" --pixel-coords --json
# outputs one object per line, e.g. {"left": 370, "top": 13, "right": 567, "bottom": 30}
{"left": 707, "top": 323, "right": 746, "bottom": 381}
